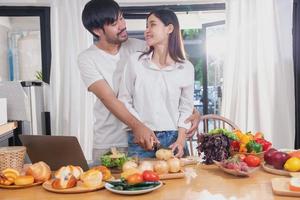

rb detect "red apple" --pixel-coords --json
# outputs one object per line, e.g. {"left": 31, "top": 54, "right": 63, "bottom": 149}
{"left": 264, "top": 148, "right": 278, "bottom": 165}
{"left": 271, "top": 151, "right": 291, "bottom": 169}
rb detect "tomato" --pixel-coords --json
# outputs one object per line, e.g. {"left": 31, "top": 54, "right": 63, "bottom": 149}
{"left": 126, "top": 173, "right": 143, "bottom": 184}
{"left": 244, "top": 155, "right": 261, "bottom": 167}
{"left": 142, "top": 170, "right": 160, "bottom": 182}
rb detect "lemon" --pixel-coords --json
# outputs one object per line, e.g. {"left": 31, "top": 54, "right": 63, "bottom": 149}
{"left": 284, "top": 157, "right": 300, "bottom": 172}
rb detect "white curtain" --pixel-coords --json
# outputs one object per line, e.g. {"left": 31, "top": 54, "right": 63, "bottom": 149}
{"left": 222, "top": 0, "right": 295, "bottom": 149}
{"left": 49, "top": 0, "right": 95, "bottom": 160}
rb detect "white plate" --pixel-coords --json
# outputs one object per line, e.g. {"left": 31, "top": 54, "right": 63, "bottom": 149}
{"left": 104, "top": 181, "right": 163, "bottom": 195}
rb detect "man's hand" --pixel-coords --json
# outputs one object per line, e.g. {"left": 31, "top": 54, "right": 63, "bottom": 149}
{"left": 185, "top": 108, "right": 201, "bottom": 138}
{"left": 132, "top": 124, "right": 159, "bottom": 150}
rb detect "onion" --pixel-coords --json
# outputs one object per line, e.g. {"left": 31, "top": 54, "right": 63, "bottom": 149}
{"left": 156, "top": 149, "right": 174, "bottom": 160}
{"left": 138, "top": 161, "right": 153, "bottom": 172}
{"left": 122, "top": 161, "right": 138, "bottom": 172}
{"left": 167, "top": 158, "right": 181, "bottom": 173}
{"left": 154, "top": 161, "right": 169, "bottom": 174}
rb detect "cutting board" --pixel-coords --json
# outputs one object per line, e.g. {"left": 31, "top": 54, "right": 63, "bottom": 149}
{"left": 271, "top": 177, "right": 300, "bottom": 197}
{"left": 158, "top": 170, "right": 185, "bottom": 180}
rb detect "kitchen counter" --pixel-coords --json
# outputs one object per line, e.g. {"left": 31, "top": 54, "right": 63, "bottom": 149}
{"left": 0, "top": 122, "right": 17, "bottom": 144}
{"left": 0, "top": 164, "right": 296, "bottom": 200}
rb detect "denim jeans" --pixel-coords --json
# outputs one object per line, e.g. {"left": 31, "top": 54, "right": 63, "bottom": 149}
{"left": 127, "top": 130, "right": 189, "bottom": 158}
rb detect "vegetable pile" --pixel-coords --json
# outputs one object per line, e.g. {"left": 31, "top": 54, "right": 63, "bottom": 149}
{"left": 197, "top": 128, "right": 272, "bottom": 165}
{"left": 100, "top": 148, "right": 129, "bottom": 168}
{"left": 107, "top": 170, "right": 160, "bottom": 191}
{"left": 107, "top": 180, "right": 160, "bottom": 191}
{"left": 232, "top": 130, "right": 272, "bottom": 153}
{"left": 197, "top": 133, "right": 231, "bottom": 164}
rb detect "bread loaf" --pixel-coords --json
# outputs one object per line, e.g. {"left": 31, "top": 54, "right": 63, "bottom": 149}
{"left": 91, "top": 165, "right": 111, "bottom": 181}
{"left": 80, "top": 169, "right": 102, "bottom": 188}
{"left": 51, "top": 175, "right": 77, "bottom": 189}
{"left": 26, "top": 161, "right": 51, "bottom": 182}
{"left": 55, "top": 165, "right": 83, "bottom": 180}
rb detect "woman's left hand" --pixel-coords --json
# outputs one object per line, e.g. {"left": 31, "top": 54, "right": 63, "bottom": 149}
{"left": 169, "top": 142, "right": 184, "bottom": 158}
{"left": 185, "top": 108, "right": 201, "bottom": 137}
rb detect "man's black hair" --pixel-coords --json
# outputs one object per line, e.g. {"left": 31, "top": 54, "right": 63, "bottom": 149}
{"left": 82, "top": 0, "right": 121, "bottom": 39}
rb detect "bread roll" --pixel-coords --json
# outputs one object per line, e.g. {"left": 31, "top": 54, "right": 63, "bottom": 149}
{"left": 0, "top": 174, "right": 13, "bottom": 186}
{"left": 80, "top": 169, "right": 102, "bottom": 188}
{"left": 14, "top": 176, "right": 34, "bottom": 186}
{"left": 26, "top": 161, "right": 51, "bottom": 182}
{"left": 2, "top": 168, "right": 20, "bottom": 183}
{"left": 51, "top": 175, "right": 77, "bottom": 189}
{"left": 92, "top": 165, "right": 111, "bottom": 181}
{"left": 55, "top": 165, "right": 83, "bottom": 180}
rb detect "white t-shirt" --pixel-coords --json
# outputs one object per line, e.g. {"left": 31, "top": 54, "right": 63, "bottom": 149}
{"left": 118, "top": 52, "right": 194, "bottom": 131}
{"left": 77, "top": 38, "right": 146, "bottom": 149}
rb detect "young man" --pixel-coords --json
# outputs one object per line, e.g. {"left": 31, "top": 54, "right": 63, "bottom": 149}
{"left": 78, "top": 0, "right": 200, "bottom": 160}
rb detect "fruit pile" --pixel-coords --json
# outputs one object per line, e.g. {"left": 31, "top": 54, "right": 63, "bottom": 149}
{"left": 264, "top": 148, "right": 300, "bottom": 172}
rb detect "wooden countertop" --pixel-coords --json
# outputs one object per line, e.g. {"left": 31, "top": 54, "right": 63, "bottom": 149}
{"left": 0, "top": 122, "right": 17, "bottom": 136}
{"left": 0, "top": 164, "right": 297, "bottom": 200}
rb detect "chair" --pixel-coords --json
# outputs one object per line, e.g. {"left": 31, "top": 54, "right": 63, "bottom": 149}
{"left": 187, "top": 114, "right": 240, "bottom": 156}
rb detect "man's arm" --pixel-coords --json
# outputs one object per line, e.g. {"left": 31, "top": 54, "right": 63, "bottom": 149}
{"left": 88, "top": 79, "right": 158, "bottom": 150}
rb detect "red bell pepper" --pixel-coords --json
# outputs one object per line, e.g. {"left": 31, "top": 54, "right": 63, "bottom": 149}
{"left": 255, "top": 138, "right": 272, "bottom": 151}
{"left": 230, "top": 140, "right": 240, "bottom": 152}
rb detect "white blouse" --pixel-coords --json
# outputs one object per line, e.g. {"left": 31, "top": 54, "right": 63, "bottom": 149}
{"left": 118, "top": 52, "right": 195, "bottom": 131}
{"left": 118, "top": 52, "right": 194, "bottom": 131}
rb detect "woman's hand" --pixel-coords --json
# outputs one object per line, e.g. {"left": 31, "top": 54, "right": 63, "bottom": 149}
{"left": 169, "top": 128, "right": 186, "bottom": 158}
{"left": 169, "top": 141, "right": 185, "bottom": 158}
{"left": 185, "top": 108, "right": 201, "bottom": 138}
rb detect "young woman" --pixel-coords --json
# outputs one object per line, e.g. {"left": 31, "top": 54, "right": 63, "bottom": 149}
{"left": 118, "top": 9, "right": 194, "bottom": 158}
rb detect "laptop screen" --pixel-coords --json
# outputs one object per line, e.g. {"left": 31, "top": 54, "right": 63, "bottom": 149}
{"left": 19, "top": 135, "right": 89, "bottom": 171}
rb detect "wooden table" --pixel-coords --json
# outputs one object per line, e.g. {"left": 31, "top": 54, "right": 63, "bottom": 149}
{"left": 0, "top": 122, "right": 17, "bottom": 144}
{"left": 0, "top": 164, "right": 296, "bottom": 200}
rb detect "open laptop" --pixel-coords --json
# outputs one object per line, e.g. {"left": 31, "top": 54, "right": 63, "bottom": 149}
{"left": 18, "top": 135, "right": 89, "bottom": 171}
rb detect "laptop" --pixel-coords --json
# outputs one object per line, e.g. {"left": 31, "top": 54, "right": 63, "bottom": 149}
{"left": 18, "top": 135, "right": 89, "bottom": 171}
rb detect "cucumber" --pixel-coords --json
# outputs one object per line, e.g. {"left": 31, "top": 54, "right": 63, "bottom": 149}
{"left": 109, "top": 181, "right": 160, "bottom": 191}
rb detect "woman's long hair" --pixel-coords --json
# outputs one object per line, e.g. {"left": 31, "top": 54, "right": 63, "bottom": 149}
{"left": 140, "top": 9, "right": 186, "bottom": 63}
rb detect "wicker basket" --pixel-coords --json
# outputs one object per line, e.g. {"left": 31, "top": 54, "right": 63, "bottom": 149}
{"left": 0, "top": 146, "right": 26, "bottom": 172}
{"left": 230, "top": 150, "right": 265, "bottom": 161}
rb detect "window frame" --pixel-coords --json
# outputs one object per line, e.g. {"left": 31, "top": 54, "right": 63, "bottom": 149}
{"left": 0, "top": 6, "right": 51, "bottom": 84}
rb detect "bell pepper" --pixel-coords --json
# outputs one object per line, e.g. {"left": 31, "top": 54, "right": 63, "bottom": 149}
{"left": 255, "top": 138, "right": 272, "bottom": 151}
{"left": 240, "top": 134, "right": 251, "bottom": 144}
{"left": 239, "top": 143, "right": 247, "bottom": 153}
{"left": 246, "top": 140, "right": 263, "bottom": 153}
{"left": 230, "top": 140, "right": 240, "bottom": 152}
